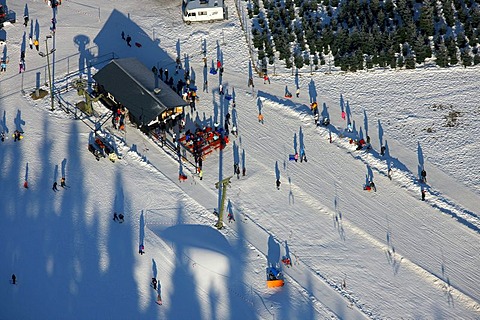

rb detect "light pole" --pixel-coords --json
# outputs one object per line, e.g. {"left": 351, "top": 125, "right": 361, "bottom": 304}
{"left": 39, "top": 35, "right": 55, "bottom": 111}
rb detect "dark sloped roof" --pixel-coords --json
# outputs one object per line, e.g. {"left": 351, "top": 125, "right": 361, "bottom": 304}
{"left": 93, "top": 58, "right": 188, "bottom": 125}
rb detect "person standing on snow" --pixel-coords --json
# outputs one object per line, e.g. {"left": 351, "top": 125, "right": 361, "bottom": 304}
{"left": 421, "top": 169, "right": 427, "bottom": 183}
{"left": 263, "top": 74, "right": 270, "bottom": 84}
{"left": 276, "top": 179, "right": 281, "bottom": 190}
{"left": 126, "top": 35, "right": 132, "bottom": 47}
{"left": 52, "top": 181, "right": 58, "bottom": 192}
{"left": 1, "top": 60, "right": 7, "bottom": 73}
{"left": 295, "top": 87, "right": 300, "bottom": 98}
{"left": 19, "top": 60, "right": 25, "bottom": 73}
{"left": 381, "top": 146, "right": 386, "bottom": 156}
{"left": 300, "top": 148, "right": 306, "bottom": 162}
{"left": 11, "top": 274, "right": 16, "bottom": 285}
{"left": 60, "top": 177, "right": 66, "bottom": 188}
{"left": 231, "top": 125, "right": 238, "bottom": 137}
{"left": 258, "top": 113, "right": 264, "bottom": 124}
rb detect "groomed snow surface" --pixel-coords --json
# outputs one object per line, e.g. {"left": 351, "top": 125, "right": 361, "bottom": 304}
{"left": 0, "top": 0, "right": 479, "bottom": 319}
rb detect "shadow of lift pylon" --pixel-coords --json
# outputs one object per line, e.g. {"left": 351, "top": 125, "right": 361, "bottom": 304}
{"left": 214, "top": 176, "right": 233, "bottom": 230}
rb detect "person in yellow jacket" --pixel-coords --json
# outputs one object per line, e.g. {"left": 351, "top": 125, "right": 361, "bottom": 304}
{"left": 34, "top": 39, "right": 39, "bottom": 51}
{"left": 199, "top": 169, "right": 203, "bottom": 180}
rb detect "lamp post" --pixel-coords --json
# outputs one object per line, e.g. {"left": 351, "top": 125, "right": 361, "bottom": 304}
{"left": 39, "top": 35, "right": 55, "bottom": 111}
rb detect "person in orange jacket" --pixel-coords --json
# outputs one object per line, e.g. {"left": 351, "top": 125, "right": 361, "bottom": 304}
{"left": 258, "top": 113, "right": 264, "bottom": 124}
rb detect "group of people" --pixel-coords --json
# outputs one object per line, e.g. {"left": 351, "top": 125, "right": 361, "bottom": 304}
{"left": 111, "top": 106, "right": 127, "bottom": 131}
{"left": 113, "top": 212, "right": 125, "bottom": 223}
{"left": 52, "top": 177, "right": 67, "bottom": 192}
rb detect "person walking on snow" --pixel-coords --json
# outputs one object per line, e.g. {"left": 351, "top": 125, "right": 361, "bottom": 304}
{"left": 295, "top": 88, "right": 300, "bottom": 98}
{"left": 52, "top": 181, "right": 58, "bottom": 192}
{"left": 152, "top": 278, "right": 157, "bottom": 290}
{"left": 139, "top": 244, "right": 145, "bottom": 255}
{"left": 276, "top": 179, "right": 281, "bottom": 190}
{"left": 29, "top": 37, "right": 33, "bottom": 50}
{"left": 11, "top": 274, "right": 16, "bottom": 285}
{"left": 421, "top": 189, "right": 426, "bottom": 201}
{"left": 61, "top": 177, "right": 66, "bottom": 188}
{"left": 126, "top": 35, "right": 132, "bottom": 47}
{"left": 113, "top": 212, "right": 119, "bottom": 222}
{"left": 119, "top": 213, "right": 124, "bottom": 223}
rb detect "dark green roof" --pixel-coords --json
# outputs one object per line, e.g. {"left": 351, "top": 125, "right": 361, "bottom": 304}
{"left": 93, "top": 58, "right": 188, "bottom": 125}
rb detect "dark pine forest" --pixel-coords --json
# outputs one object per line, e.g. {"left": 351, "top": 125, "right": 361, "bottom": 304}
{"left": 247, "top": 0, "right": 480, "bottom": 71}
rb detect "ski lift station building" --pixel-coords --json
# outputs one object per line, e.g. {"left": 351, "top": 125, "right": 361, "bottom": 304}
{"left": 182, "top": 0, "right": 227, "bottom": 24}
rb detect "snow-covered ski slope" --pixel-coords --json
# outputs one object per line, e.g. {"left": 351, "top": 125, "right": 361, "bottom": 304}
{"left": 0, "top": 0, "right": 479, "bottom": 319}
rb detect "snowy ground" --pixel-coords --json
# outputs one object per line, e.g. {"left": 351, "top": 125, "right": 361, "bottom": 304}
{"left": 0, "top": 0, "right": 479, "bottom": 319}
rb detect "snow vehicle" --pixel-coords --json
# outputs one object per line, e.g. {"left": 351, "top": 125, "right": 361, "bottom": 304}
{"left": 266, "top": 266, "right": 284, "bottom": 288}
{"left": 182, "top": 0, "right": 228, "bottom": 25}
